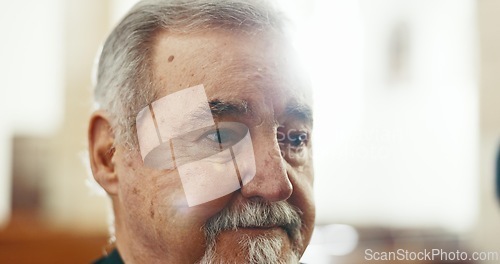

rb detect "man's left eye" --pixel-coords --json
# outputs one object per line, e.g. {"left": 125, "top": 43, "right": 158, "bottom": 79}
{"left": 277, "top": 128, "right": 310, "bottom": 164}
{"left": 288, "top": 132, "right": 308, "bottom": 148}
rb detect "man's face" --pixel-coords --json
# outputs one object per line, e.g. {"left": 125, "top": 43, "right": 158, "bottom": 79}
{"left": 112, "top": 30, "right": 314, "bottom": 263}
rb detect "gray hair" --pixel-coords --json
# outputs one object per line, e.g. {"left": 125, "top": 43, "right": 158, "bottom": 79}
{"left": 93, "top": 0, "right": 288, "bottom": 149}
{"left": 199, "top": 199, "right": 303, "bottom": 263}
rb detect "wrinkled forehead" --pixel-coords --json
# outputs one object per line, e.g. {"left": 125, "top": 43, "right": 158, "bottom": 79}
{"left": 149, "top": 30, "right": 312, "bottom": 115}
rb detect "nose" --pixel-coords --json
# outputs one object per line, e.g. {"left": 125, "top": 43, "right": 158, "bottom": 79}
{"left": 240, "top": 129, "right": 293, "bottom": 202}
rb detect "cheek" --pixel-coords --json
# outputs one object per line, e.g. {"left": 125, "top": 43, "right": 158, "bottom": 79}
{"left": 117, "top": 165, "right": 162, "bottom": 228}
{"left": 120, "top": 163, "right": 237, "bottom": 236}
{"left": 125, "top": 169, "right": 192, "bottom": 232}
{"left": 289, "top": 173, "right": 315, "bottom": 223}
{"left": 152, "top": 169, "right": 235, "bottom": 222}
{"left": 286, "top": 156, "right": 314, "bottom": 208}
{"left": 116, "top": 166, "right": 207, "bottom": 258}
{"left": 286, "top": 163, "right": 315, "bottom": 249}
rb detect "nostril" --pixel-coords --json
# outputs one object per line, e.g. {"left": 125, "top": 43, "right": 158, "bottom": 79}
{"left": 240, "top": 171, "right": 293, "bottom": 202}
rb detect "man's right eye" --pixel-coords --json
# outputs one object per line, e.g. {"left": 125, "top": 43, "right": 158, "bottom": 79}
{"left": 198, "top": 123, "right": 248, "bottom": 150}
{"left": 169, "top": 122, "right": 250, "bottom": 165}
{"left": 202, "top": 128, "right": 243, "bottom": 148}
{"left": 204, "top": 131, "right": 220, "bottom": 143}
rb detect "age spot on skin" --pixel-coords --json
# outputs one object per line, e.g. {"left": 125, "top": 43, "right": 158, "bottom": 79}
{"left": 150, "top": 200, "right": 155, "bottom": 219}
{"left": 168, "top": 55, "right": 175, "bottom": 62}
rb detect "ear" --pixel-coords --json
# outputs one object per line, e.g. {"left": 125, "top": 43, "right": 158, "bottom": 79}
{"left": 88, "top": 110, "right": 119, "bottom": 195}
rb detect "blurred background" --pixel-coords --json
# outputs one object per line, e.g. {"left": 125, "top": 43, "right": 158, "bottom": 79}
{"left": 0, "top": 0, "right": 499, "bottom": 263}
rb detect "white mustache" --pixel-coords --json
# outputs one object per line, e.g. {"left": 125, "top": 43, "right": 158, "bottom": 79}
{"left": 203, "top": 200, "right": 303, "bottom": 243}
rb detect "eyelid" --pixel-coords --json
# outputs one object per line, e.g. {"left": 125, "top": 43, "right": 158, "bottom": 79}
{"left": 278, "top": 128, "right": 310, "bottom": 140}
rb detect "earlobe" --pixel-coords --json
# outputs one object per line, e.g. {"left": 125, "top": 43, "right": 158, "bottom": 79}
{"left": 88, "top": 110, "right": 119, "bottom": 195}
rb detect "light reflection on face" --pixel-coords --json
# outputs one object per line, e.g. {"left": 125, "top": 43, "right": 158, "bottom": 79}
{"left": 136, "top": 85, "right": 256, "bottom": 207}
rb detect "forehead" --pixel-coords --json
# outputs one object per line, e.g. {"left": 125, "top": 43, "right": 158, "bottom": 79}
{"left": 150, "top": 30, "right": 312, "bottom": 122}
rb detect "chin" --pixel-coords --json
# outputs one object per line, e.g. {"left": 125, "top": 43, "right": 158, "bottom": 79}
{"left": 197, "top": 233, "right": 301, "bottom": 264}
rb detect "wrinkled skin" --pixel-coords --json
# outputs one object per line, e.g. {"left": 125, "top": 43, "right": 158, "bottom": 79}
{"left": 89, "top": 30, "right": 315, "bottom": 263}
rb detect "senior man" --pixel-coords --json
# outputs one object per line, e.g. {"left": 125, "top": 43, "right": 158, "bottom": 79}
{"left": 89, "top": 0, "right": 315, "bottom": 263}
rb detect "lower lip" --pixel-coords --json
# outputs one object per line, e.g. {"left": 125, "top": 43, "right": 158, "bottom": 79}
{"left": 236, "top": 226, "right": 285, "bottom": 235}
